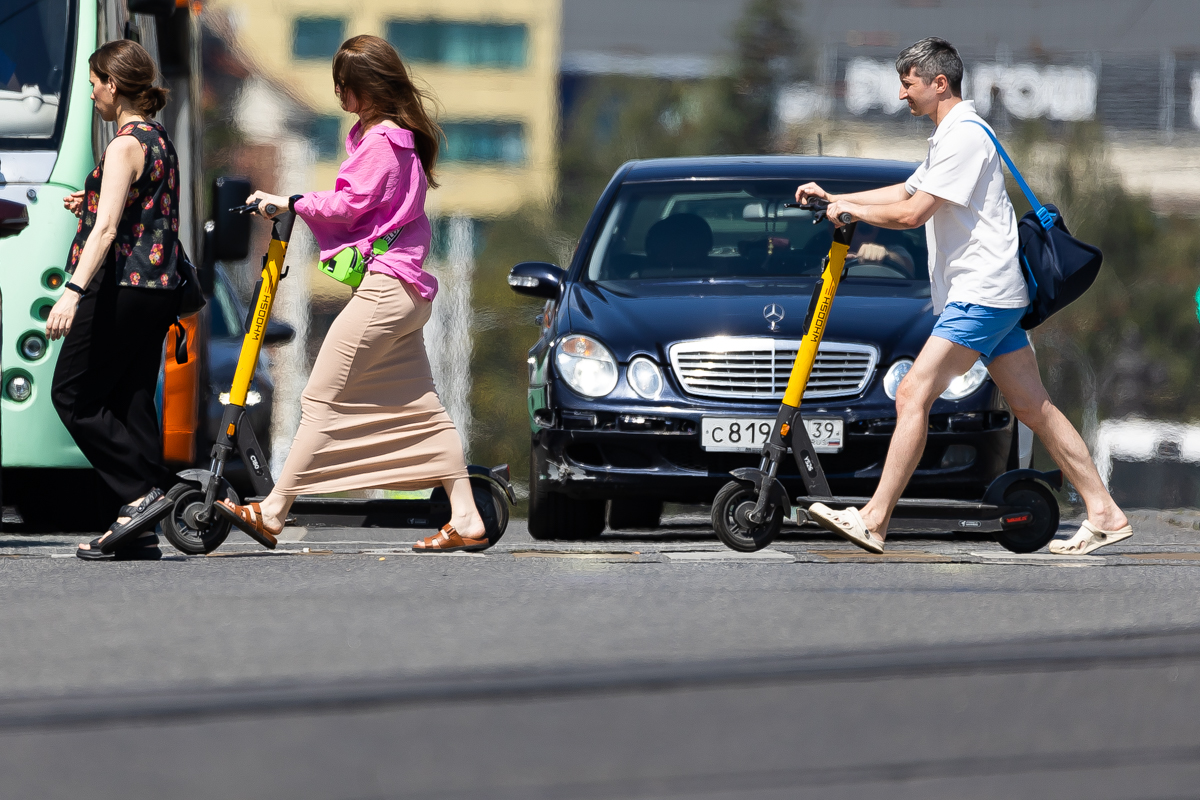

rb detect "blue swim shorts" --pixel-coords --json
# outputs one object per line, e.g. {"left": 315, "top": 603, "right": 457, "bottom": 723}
{"left": 930, "top": 302, "right": 1030, "bottom": 365}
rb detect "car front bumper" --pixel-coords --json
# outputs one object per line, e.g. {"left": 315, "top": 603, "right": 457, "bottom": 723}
{"left": 532, "top": 398, "right": 1014, "bottom": 503}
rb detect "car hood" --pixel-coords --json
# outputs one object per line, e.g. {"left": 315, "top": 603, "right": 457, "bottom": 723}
{"left": 566, "top": 280, "right": 936, "bottom": 364}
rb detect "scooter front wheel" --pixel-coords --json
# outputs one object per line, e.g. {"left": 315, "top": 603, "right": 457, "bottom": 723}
{"left": 712, "top": 480, "right": 783, "bottom": 552}
{"left": 162, "top": 479, "right": 238, "bottom": 555}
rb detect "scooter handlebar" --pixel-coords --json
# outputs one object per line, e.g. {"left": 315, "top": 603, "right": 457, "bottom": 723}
{"left": 229, "top": 202, "right": 280, "bottom": 216}
{"left": 783, "top": 200, "right": 852, "bottom": 225}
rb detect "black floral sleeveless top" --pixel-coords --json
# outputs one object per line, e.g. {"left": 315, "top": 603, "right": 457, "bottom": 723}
{"left": 67, "top": 120, "right": 181, "bottom": 289}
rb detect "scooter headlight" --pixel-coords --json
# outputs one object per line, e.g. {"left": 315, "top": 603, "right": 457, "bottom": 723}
{"left": 555, "top": 335, "right": 619, "bottom": 398}
{"left": 883, "top": 359, "right": 912, "bottom": 400}
{"left": 941, "top": 360, "right": 990, "bottom": 400}
{"left": 628, "top": 357, "right": 664, "bottom": 399}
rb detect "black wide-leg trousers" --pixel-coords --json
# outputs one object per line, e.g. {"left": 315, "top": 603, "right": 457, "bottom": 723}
{"left": 51, "top": 269, "right": 180, "bottom": 503}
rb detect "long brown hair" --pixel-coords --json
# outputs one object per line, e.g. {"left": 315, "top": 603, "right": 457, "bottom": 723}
{"left": 89, "top": 40, "right": 168, "bottom": 117}
{"left": 333, "top": 35, "right": 443, "bottom": 188}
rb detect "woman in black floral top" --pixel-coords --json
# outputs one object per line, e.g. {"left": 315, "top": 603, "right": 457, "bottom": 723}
{"left": 46, "top": 40, "right": 183, "bottom": 561}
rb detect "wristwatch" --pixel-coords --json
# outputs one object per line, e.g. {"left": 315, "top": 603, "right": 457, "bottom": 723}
{"left": 289, "top": 194, "right": 304, "bottom": 213}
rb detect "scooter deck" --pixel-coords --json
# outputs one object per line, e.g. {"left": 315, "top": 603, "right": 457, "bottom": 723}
{"left": 791, "top": 496, "right": 1015, "bottom": 534}
{"left": 286, "top": 496, "right": 451, "bottom": 529}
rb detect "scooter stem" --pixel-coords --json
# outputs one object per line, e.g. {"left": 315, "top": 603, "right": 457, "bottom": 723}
{"left": 782, "top": 222, "right": 856, "bottom": 409}
{"left": 229, "top": 213, "right": 294, "bottom": 406}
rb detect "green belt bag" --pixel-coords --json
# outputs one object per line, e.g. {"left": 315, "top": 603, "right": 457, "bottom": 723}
{"left": 317, "top": 227, "right": 404, "bottom": 289}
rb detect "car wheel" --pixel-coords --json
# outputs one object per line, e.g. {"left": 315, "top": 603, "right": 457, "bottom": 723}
{"left": 607, "top": 499, "right": 663, "bottom": 530}
{"left": 528, "top": 445, "right": 605, "bottom": 540}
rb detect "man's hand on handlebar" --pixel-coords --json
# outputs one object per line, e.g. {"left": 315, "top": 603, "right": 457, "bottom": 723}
{"left": 243, "top": 190, "right": 290, "bottom": 219}
{"left": 794, "top": 182, "right": 831, "bottom": 205}
{"left": 825, "top": 199, "right": 858, "bottom": 227}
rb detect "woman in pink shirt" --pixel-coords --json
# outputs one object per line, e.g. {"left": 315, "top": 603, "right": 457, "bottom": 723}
{"left": 216, "top": 35, "right": 487, "bottom": 553}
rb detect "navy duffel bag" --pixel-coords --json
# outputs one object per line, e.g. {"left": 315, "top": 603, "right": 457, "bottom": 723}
{"left": 968, "top": 121, "right": 1103, "bottom": 330}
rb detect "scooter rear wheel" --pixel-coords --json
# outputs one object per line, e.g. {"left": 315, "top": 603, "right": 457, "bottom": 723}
{"left": 471, "top": 476, "right": 510, "bottom": 547}
{"left": 162, "top": 479, "right": 238, "bottom": 555}
{"left": 995, "top": 480, "right": 1060, "bottom": 553}
{"left": 712, "top": 480, "right": 783, "bottom": 552}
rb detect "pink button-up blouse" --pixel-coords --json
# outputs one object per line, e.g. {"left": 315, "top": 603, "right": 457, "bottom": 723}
{"left": 292, "top": 122, "right": 438, "bottom": 300}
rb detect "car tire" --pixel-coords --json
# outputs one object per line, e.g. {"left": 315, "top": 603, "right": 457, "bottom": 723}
{"left": 607, "top": 499, "right": 663, "bottom": 530}
{"left": 528, "top": 445, "right": 605, "bottom": 540}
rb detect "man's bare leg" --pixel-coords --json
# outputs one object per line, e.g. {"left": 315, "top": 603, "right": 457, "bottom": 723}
{"left": 985, "top": 346, "right": 1128, "bottom": 533}
{"left": 857, "top": 337, "right": 981, "bottom": 542}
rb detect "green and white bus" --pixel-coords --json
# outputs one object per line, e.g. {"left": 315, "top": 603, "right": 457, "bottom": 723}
{"left": 0, "top": 0, "right": 208, "bottom": 526}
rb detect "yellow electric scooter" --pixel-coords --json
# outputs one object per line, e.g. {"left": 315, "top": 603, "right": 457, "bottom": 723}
{"left": 711, "top": 199, "right": 1064, "bottom": 553}
{"left": 160, "top": 208, "right": 513, "bottom": 554}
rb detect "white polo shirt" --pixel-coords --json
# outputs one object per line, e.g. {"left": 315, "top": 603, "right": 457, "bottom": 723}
{"left": 905, "top": 100, "right": 1028, "bottom": 314}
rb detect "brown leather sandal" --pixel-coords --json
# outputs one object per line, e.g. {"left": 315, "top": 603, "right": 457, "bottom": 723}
{"left": 413, "top": 524, "right": 490, "bottom": 553}
{"left": 214, "top": 499, "right": 279, "bottom": 550}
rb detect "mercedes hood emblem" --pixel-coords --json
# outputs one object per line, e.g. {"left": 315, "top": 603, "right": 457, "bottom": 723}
{"left": 763, "top": 303, "right": 785, "bottom": 331}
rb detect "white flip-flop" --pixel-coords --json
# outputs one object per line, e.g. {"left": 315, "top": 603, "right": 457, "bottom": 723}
{"left": 808, "top": 503, "right": 885, "bottom": 554}
{"left": 1048, "top": 520, "right": 1133, "bottom": 555}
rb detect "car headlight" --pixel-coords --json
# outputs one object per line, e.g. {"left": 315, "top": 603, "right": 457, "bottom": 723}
{"left": 883, "top": 359, "right": 912, "bottom": 400}
{"left": 627, "top": 356, "right": 664, "bottom": 399}
{"left": 882, "top": 358, "right": 990, "bottom": 401}
{"left": 941, "top": 360, "right": 989, "bottom": 400}
{"left": 555, "top": 335, "right": 618, "bottom": 398}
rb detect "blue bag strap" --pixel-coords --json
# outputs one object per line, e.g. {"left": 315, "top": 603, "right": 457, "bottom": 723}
{"left": 965, "top": 119, "right": 1056, "bottom": 230}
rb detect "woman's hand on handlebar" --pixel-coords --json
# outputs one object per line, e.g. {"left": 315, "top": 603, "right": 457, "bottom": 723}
{"left": 245, "top": 190, "right": 290, "bottom": 219}
{"left": 795, "top": 182, "right": 833, "bottom": 205}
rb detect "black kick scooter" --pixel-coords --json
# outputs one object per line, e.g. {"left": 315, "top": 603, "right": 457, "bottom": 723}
{"left": 711, "top": 199, "right": 1063, "bottom": 554}
{"left": 159, "top": 206, "right": 514, "bottom": 554}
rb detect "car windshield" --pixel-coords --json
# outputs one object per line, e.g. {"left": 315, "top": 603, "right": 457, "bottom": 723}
{"left": 585, "top": 179, "right": 930, "bottom": 298}
{"left": 0, "top": 0, "right": 71, "bottom": 144}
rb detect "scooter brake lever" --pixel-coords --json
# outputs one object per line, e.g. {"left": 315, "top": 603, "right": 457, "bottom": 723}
{"left": 784, "top": 200, "right": 830, "bottom": 223}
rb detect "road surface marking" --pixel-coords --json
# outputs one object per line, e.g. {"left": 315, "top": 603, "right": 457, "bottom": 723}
{"left": 665, "top": 549, "right": 794, "bottom": 562}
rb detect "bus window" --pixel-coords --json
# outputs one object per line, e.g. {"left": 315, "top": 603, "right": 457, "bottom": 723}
{"left": 0, "top": 0, "right": 71, "bottom": 142}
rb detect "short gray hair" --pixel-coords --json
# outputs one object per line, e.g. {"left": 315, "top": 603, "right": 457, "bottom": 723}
{"left": 895, "top": 37, "right": 963, "bottom": 96}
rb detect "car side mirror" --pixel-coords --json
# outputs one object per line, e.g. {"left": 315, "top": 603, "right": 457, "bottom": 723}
{"left": 210, "top": 176, "right": 252, "bottom": 261}
{"left": 0, "top": 199, "right": 29, "bottom": 239}
{"left": 264, "top": 320, "right": 295, "bottom": 345}
{"left": 508, "top": 262, "right": 564, "bottom": 299}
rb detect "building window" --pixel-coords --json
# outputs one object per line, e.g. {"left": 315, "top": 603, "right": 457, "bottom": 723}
{"left": 442, "top": 122, "right": 525, "bottom": 164}
{"left": 293, "top": 18, "right": 345, "bottom": 60}
{"left": 305, "top": 116, "right": 343, "bottom": 161}
{"left": 386, "top": 21, "right": 528, "bottom": 69}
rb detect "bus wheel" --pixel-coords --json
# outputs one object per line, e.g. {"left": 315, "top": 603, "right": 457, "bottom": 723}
{"left": 162, "top": 479, "right": 236, "bottom": 555}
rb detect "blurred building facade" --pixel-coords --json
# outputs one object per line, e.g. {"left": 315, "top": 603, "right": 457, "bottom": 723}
{"left": 560, "top": 0, "right": 1200, "bottom": 212}
{"left": 213, "top": 0, "right": 560, "bottom": 220}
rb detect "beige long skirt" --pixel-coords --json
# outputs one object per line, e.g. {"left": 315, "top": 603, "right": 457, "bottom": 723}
{"left": 272, "top": 271, "right": 468, "bottom": 496}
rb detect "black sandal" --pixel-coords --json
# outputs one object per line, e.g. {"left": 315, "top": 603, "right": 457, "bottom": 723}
{"left": 96, "top": 488, "right": 173, "bottom": 554}
{"left": 77, "top": 530, "right": 163, "bottom": 561}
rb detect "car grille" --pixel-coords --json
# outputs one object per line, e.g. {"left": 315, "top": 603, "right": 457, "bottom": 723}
{"left": 668, "top": 337, "right": 878, "bottom": 400}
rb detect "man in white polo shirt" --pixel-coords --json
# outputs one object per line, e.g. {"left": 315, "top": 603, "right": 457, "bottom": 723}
{"left": 795, "top": 37, "right": 1130, "bottom": 555}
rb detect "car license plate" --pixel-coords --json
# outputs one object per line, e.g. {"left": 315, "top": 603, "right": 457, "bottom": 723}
{"left": 700, "top": 417, "right": 843, "bottom": 453}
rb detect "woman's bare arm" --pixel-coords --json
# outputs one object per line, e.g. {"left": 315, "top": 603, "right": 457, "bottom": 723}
{"left": 70, "top": 136, "right": 143, "bottom": 291}
{"left": 46, "top": 135, "right": 143, "bottom": 340}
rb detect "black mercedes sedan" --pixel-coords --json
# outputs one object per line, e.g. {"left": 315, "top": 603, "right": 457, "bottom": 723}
{"left": 509, "top": 156, "right": 1030, "bottom": 540}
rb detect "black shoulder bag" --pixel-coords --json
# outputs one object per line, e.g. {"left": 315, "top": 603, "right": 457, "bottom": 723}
{"left": 967, "top": 120, "right": 1104, "bottom": 330}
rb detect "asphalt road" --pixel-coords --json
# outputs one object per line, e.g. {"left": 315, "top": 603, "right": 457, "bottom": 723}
{"left": 2, "top": 509, "right": 1199, "bottom": 799}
